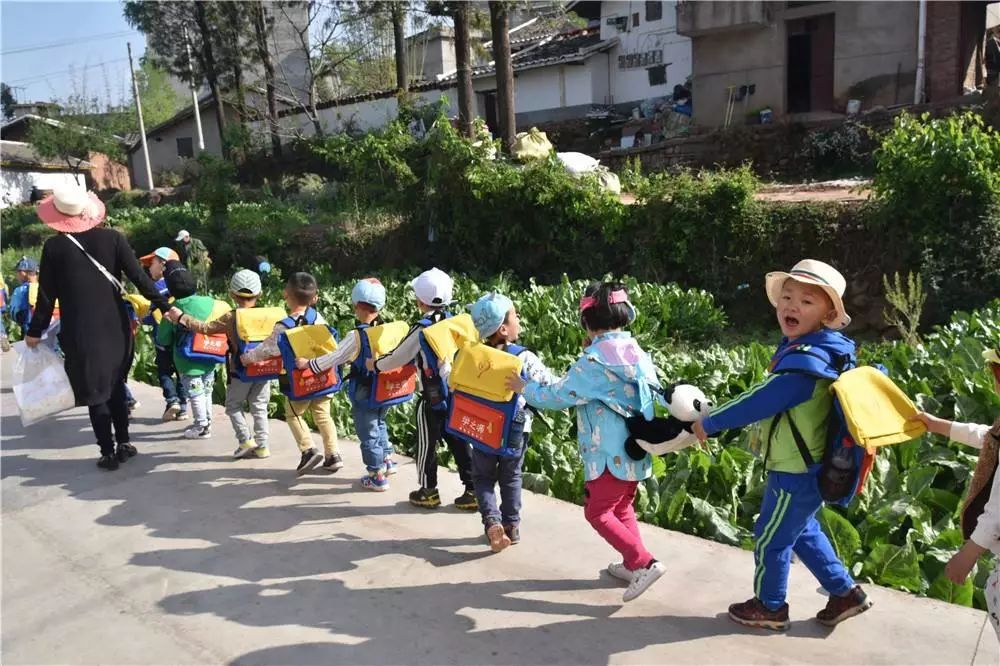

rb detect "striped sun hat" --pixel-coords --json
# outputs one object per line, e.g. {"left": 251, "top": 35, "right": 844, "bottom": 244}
{"left": 764, "top": 259, "right": 851, "bottom": 330}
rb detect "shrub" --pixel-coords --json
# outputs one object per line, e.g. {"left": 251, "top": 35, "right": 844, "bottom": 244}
{"left": 872, "top": 111, "right": 1000, "bottom": 313}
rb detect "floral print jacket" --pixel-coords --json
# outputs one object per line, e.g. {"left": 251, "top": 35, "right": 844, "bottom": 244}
{"left": 522, "top": 331, "right": 658, "bottom": 482}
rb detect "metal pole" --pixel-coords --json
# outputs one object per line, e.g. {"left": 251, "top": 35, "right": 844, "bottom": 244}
{"left": 127, "top": 41, "right": 154, "bottom": 190}
{"left": 914, "top": 0, "right": 927, "bottom": 104}
{"left": 184, "top": 28, "right": 205, "bottom": 151}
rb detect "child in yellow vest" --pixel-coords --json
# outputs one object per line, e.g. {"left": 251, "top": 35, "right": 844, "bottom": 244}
{"left": 179, "top": 270, "right": 275, "bottom": 460}
{"left": 296, "top": 278, "right": 401, "bottom": 491}
{"left": 240, "top": 272, "right": 343, "bottom": 475}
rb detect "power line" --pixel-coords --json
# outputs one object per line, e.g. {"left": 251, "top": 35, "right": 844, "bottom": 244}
{"left": 0, "top": 30, "right": 138, "bottom": 56}
{"left": 7, "top": 58, "right": 131, "bottom": 86}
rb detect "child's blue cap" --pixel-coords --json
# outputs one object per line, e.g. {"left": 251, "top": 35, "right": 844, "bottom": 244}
{"left": 15, "top": 256, "right": 39, "bottom": 272}
{"left": 351, "top": 278, "right": 386, "bottom": 311}
{"left": 470, "top": 292, "right": 513, "bottom": 339}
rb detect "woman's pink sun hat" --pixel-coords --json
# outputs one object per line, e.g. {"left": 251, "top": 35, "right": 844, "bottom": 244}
{"left": 36, "top": 188, "right": 106, "bottom": 233}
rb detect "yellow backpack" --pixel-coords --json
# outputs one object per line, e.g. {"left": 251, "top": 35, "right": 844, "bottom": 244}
{"left": 234, "top": 307, "right": 286, "bottom": 381}
{"left": 448, "top": 343, "right": 524, "bottom": 403}
{"left": 418, "top": 313, "right": 478, "bottom": 365}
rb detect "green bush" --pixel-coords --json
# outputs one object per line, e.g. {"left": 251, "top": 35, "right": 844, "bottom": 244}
{"left": 0, "top": 205, "right": 44, "bottom": 247}
{"left": 872, "top": 111, "right": 1000, "bottom": 314}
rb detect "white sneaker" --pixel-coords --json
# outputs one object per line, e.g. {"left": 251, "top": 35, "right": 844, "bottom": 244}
{"left": 606, "top": 562, "right": 633, "bottom": 583}
{"left": 183, "top": 426, "right": 212, "bottom": 440}
{"left": 623, "top": 560, "right": 666, "bottom": 602}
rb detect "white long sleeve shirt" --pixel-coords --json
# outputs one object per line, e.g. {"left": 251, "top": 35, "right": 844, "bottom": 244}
{"left": 515, "top": 348, "right": 559, "bottom": 433}
{"left": 971, "top": 466, "right": 1000, "bottom": 557}
{"left": 949, "top": 421, "right": 991, "bottom": 449}
{"left": 308, "top": 329, "right": 360, "bottom": 374}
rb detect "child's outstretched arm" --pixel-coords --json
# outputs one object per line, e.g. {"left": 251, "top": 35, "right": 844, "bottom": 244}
{"left": 178, "top": 312, "right": 230, "bottom": 336}
{"left": 695, "top": 372, "right": 819, "bottom": 440}
{"left": 370, "top": 326, "right": 421, "bottom": 373}
{"left": 947, "top": 472, "right": 1000, "bottom": 584}
{"left": 300, "top": 330, "right": 358, "bottom": 372}
{"left": 241, "top": 322, "right": 285, "bottom": 365}
{"left": 508, "top": 360, "right": 590, "bottom": 411}
{"left": 910, "top": 412, "right": 990, "bottom": 449}
{"left": 520, "top": 350, "right": 559, "bottom": 387}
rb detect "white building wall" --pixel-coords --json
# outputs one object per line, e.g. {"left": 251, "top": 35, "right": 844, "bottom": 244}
{"left": 0, "top": 169, "right": 85, "bottom": 208}
{"left": 130, "top": 108, "right": 234, "bottom": 190}
{"left": 600, "top": 1, "right": 692, "bottom": 105}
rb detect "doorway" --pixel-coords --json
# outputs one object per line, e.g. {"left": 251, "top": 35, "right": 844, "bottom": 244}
{"left": 786, "top": 14, "right": 835, "bottom": 113}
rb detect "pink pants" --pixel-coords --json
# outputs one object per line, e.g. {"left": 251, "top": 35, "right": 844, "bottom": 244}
{"left": 584, "top": 470, "right": 654, "bottom": 571}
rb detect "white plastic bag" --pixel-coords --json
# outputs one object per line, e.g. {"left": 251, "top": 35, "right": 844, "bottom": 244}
{"left": 12, "top": 341, "right": 76, "bottom": 427}
{"left": 556, "top": 152, "right": 600, "bottom": 175}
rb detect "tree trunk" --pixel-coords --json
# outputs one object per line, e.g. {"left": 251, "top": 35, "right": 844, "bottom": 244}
{"left": 489, "top": 1, "right": 515, "bottom": 152}
{"left": 310, "top": 79, "right": 324, "bottom": 138}
{"left": 391, "top": 2, "right": 408, "bottom": 94}
{"left": 454, "top": 2, "right": 474, "bottom": 137}
{"left": 194, "top": 1, "right": 229, "bottom": 158}
{"left": 253, "top": 1, "right": 282, "bottom": 157}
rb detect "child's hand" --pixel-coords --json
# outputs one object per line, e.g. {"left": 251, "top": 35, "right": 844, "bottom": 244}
{"left": 365, "top": 357, "right": 377, "bottom": 372}
{"left": 945, "top": 541, "right": 985, "bottom": 585}
{"left": 506, "top": 372, "right": 527, "bottom": 394}
{"left": 692, "top": 419, "right": 708, "bottom": 444}
{"left": 909, "top": 411, "right": 951, "bottom": 437}
{"left": 294, "top": 358, "right": 310, "bottom": 370}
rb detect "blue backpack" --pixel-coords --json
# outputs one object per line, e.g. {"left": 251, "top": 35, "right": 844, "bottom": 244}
{"left": 445, "top": 343, "right": 529, "bottom": 458}
{"left": 416, "top": 312, "right": 452, "bottom": 411}
{"left": 349, "top": 322, "right": 417, "bottom": 408}
{"left": 276, "top": 308, "right": 343, "bottom": 400}
{"left": 769, "top": 340, "right": 877, "bottom": 507}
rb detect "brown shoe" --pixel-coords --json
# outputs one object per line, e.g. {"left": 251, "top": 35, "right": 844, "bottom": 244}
{"left": 728, "top": 597, "right": 790, "bottom": 631}
{"left": 816, "top": 586, "right": 872, "bottom": 626}
{"left": 486, "top": 522, "right": 511, "bottom": 553}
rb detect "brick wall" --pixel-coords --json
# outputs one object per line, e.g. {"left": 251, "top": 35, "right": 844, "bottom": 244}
{"left": 925, "top": 1, "right": 986, "bottom": 102}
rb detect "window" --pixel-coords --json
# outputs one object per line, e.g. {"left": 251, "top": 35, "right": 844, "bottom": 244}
{"left": 176, "top": 137, "right": 194, "bottom": 159}
{"left": 645, "top": 1, "right": 662, "bottom": 21}
{"left": 632, "top": 12, "right": 640, "bottom": 27}
{"left": 647, "top": 65, "right": 667, "bottom": 86}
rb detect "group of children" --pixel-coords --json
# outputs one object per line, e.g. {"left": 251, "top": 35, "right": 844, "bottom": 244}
{"left": 124, "top": 253, "right": 999, "bottom": 636}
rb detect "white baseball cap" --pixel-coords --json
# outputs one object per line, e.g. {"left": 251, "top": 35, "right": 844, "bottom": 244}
{"left": 410, "top": 267, "right": 454, "bottom": 307}
{"left": 175, "top": 229, "right": 191, "bottom": 242}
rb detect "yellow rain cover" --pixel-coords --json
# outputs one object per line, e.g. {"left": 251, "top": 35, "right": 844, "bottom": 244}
{"left": 365, "top": 321, "right": 410, "bottom": 357}
{"left": 124, "top": 294, "right": 151, "bottom": 320}
{"left": 421, "top": 313, "right": 478, "bottom": 363}
{"left": 236, "top": 307, "right": 285, "bottom": 342}
{"left": 831, "top": 366, "right": 926, "bottom": 453}
{"left": 28, "top": 282, "right": 59, "bottom": 311}
{"left": 207, "top": 299, "right": 232, "bottom": 322}
{"left": 285, "top": 324, "right": 338, "bottom": 359}
{"left": 448, "top": 343, "right": 523, "bottom": 403}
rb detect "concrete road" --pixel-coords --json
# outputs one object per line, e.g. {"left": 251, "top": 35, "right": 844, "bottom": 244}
{"left": 2, "top": 362, "right": 997, "bottom": 665}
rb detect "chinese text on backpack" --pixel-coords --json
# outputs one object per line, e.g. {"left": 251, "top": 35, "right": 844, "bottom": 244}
{"left": 416, "top": 312, "right": 478, "bottom": 410}
{"left": 177, "top": 299, "right": 231, "bottom": 363}
{"left": 277, "top": 308, "right": 342, "bottom": 400}
{"left": 234, "top": 307, "right": 285, "bottom": 381}
{"left": 351, "top": 321, "right": 417, "bottom": 407}
{"left": 445, "top": 343, "right": 526, "bottom": 456}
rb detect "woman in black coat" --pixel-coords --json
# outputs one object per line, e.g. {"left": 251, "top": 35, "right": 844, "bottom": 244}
{"left": 26, "top": 189, "right": 179, "bottom": 470}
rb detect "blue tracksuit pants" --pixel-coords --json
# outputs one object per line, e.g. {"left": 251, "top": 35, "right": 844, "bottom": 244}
{"left": 754, "top": 464, "right": 855, "bottom": 610}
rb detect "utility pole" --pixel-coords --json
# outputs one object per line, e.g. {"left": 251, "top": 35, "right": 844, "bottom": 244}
{"left": 127, "top": 41, "right": 154, "bottom": 190}
{"left": 184, "top": 28, "right": 205, "bottom": 151}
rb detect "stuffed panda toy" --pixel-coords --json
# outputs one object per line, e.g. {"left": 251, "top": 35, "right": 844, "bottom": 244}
{"left": 624, "top": 384, "right": 713, "bottom": 459}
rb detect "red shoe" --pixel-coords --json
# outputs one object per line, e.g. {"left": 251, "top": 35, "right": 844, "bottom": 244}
{"left": 728, "top": 597, "right": 790, "bottom": 631}
{"left": 816, "top": 586, "right": 872, "bottom": 626}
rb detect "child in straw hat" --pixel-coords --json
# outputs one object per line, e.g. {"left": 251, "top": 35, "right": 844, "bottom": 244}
{"left": 693, "top": 259, "right": 871, "bottom": 631}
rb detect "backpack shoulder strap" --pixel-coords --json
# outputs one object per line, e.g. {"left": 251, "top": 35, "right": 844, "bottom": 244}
{"left": 505, "top": 343, "right": 528, "bottom": 357}
{"left": 766, "top": 411, "right": 816, "bottom": 467}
